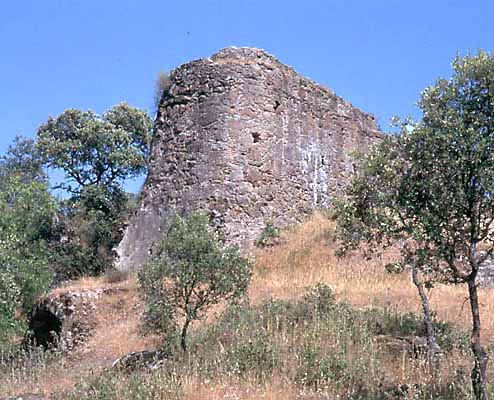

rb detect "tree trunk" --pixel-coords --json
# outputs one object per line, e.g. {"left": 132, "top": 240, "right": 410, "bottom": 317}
{"left": 181, "top": 317, "right": 191, "bottom": 352}
{"left": 411, "top": 266, "right": 438, "bottom": 364}
{"left": 468, "top": 279, "right": 489, "bottom": 400}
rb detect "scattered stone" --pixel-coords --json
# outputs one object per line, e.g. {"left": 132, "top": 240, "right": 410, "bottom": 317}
{"left": 375, "top": 335, "right": 442, "bottom": 358}
{"left": 111, "top": 350, "right": 169, "bottom": 372}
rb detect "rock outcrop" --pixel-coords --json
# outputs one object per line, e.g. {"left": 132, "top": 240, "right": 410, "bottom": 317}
{"left": 117, "top": 47, "right": 381, "bottom": 271}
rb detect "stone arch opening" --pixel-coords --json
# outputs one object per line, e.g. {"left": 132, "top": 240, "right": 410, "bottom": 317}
{"left": 28, "top": 307, "right": 62, "bottom": 349}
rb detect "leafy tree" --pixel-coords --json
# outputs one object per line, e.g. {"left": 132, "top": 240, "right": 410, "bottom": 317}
{"left": 0, "top": 175, "right": 56, "bottom": 343}
{"left": 0, "top": 135, "right": 46, "bottom": 186}
{"left": 138, "top": 213, "right": 252, "bottom": 352}
{"left": 335, "top": 135, "right": 441, "bottom": 364}
{"left": 336, "top": 51, "right": 494, "bottom": 399}
{"left": 37, "top": 103, "right": 152, "bottom": 276}
{"left": 37, "top": 102, "right": 152, "bottom": 194}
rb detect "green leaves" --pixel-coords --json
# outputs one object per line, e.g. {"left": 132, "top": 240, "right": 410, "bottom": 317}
{"left": 138, "top": 213, "right": 252, "bottom": 351}
{"left": 35, "top": 102, "right": 152, "bottom": 278}
{"left": 37, "top": 103, "right": 152, "bottom": 194}
{"left": 0, "top": 175, "right": 56, "bottom": 342}
{"left": 337, "top": 50, "right": 494, "bottom": 283}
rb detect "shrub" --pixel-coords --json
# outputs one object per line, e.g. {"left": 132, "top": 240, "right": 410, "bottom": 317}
{"left": 138, "top": 213, "right": 252, "bottom": 352}
{"left": 153, "top": 71, "right": 171, "bottom": 115}
{"left": 0, "top": 268, "right": 22, "bottom": 343}
{"left": 303, "top": 282, "right": 336, "bottom": 317}
{"left": 296, "top": 345, "right": 350, "bottom": 390}
{"left": 225, "top": 333, "right": 280, "bottom": 379}
{"left": 361, "top": 308, "right": 469, "bottom": 351}
{"left": 255, "top": 221, "right": 280, "bottom": 247}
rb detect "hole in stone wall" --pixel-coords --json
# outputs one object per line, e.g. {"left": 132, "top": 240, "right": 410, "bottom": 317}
{"left": 274, "top": 100, "right": 281, "bottom": 111}
{"left": 28, "top": 308, "right": 62, "bottom": 349}
{"left": 252, "top": 132, "right": 261, "bottom": 143}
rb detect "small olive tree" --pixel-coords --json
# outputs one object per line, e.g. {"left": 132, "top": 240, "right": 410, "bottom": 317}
{"left": 336, "top": 51, "right": 494, "bottom": 400}
{"left": 335, "top": 134, "right": 441, "bottom": 364}
{"left": 138, "top": 213, "right": 252, "bottom": 352}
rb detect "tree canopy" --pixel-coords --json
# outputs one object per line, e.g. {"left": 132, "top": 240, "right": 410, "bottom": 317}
{"left": 336, "top": 51, "right": 494, "bottom": 400}
{"left": 37, "top": 102, "right": 152, "bottom": 194}
{"left": 0, "top": 175, "right": 56, "bottom": 341}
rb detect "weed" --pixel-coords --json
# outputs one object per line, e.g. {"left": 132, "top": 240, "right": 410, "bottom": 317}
{"left": 255, "top": 221, "right": 280, "bottom": 247}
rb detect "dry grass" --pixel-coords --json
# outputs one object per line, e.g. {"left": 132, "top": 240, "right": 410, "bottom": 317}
{"left": 3, "top": 211, "right": 494, "bottom": 398}
{"left": 51, "top": 274, "right": 130, "bottom": 296}
{"left": 179, "top": 377, "right": 307, "bottom": 400}
{"left": 0, "top": 277, "right": 160, "bottom": 397}
{"left": 251, "top": 211, "right": 494, "bottom": 342}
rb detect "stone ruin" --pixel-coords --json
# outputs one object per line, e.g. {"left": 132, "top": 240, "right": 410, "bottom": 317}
{"left": 117, "top": 47, "right": 381, "bottom": 271}
{"left": 26, "top": 288, "right": 124, "bottom": 351}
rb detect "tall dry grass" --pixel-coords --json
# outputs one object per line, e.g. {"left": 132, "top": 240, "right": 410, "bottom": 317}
{"left": 2, "top": 211, "right": 493, "bottom": 399}
{"left": 252, "top": 212, "right": 494, "bottom": 342}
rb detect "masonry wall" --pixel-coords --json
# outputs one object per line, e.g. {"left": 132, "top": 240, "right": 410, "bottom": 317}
{"left": 116, "top": 47, "right": 381, "bottom": 271}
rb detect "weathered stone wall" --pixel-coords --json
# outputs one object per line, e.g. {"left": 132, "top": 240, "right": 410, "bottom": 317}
{"left": 28, "top": 288, "right": 125, "bottom": 351}
{"left": 117, "top": 47, "right": 381, "bottom": 271}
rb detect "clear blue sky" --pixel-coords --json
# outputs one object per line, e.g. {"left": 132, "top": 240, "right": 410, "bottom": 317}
{"left": 1, "top": 0, "right": 493, "bottom": 183}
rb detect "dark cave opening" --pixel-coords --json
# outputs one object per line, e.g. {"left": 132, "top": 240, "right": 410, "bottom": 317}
{"left": 28, "top": 308, "right": 62, "bottom": 349}
{"left": 252, "top": 132, "right": 261, "bottom": 143}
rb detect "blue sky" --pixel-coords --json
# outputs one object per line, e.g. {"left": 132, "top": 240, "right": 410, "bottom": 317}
{"left": 1, "top": 1, "right": 493, "bottom": 189}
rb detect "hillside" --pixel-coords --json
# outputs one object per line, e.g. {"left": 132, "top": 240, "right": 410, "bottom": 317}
{"left": 1, "top": 212, "right": 491, "bottom": 399}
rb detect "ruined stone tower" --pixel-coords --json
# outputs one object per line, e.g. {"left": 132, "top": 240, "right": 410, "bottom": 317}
{"left": 116, "top": 47, "right": 381, "bottom": 271}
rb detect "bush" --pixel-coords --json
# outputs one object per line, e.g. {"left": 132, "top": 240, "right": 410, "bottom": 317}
{"left": 153, "top": 71, "right": 171, "bottom": 115}
{"left": 225, "top": 333, "right": 280, "bottom": 379}
{"left": 296, "top": 345, "right": 350, "bottom": 390}
{"left": 0, "top": 177, "right": 55, "bottom": 345}
{"left": 361, "top": 308, "right": 469, "bottom": 351}
{"left": 255, "top": 221, "right": 280, "bottom": 247}
{"left": 0, "top": 268, "right": 22, "bottom": 343}
{"left": 138, "top": 213, "right": 252, "bottom": 352}
{"left": 51, "top": 187, "right": 135, "bottom": 280}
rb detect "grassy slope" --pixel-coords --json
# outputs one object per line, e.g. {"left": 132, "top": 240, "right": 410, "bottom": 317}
{"left": 1, "top": 212, "right": 493, "bottom": 398}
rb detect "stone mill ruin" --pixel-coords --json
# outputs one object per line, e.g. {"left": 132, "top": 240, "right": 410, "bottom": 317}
{"left": 116, "top": 47, "right": 381, "bottom": 272}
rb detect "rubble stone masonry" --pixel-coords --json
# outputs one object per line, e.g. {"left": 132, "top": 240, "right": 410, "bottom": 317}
{"left": 117, "top": 47, "right": 381, "bottom": 271}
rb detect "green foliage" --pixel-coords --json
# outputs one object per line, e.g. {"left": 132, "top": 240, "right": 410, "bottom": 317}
{"left": 138, "top": 213, "right": 252, "bottom": 351}
{"left": 336, "top": 51, "right": 494, "bottom": 399}
{"left": 37, "top": 103, "right": 152, "bottom": 194}
{"left": 49, "top": 186, "right": 134, "bottom": 280}
{"left": 36, "top": 103, "right": 151, "bottom": 279}
{"left": 337, "top": 50, "right": 494, "bottom": 282}
{"left": 255, "top": 221, "right": 280, "bottom": 247}
{"left": 0, "top": 136, "right": 46, "bottom": 185}
{"left": 0, "top": 176, "right": 56, "bottom": 342}
{"left": 296, "top": 345, "right": 351, "bottom": 390}
{"left": 22, "top": 284, "right": 469, "bottom": 399}
{"left": 361, "top": 308, "right": 469, "bottom": 351}
{"left": 0, "top": 266, "right": 22, "bottom": 342}
{"left": 226, "top": 333, "right": 280, "bottom": 379}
